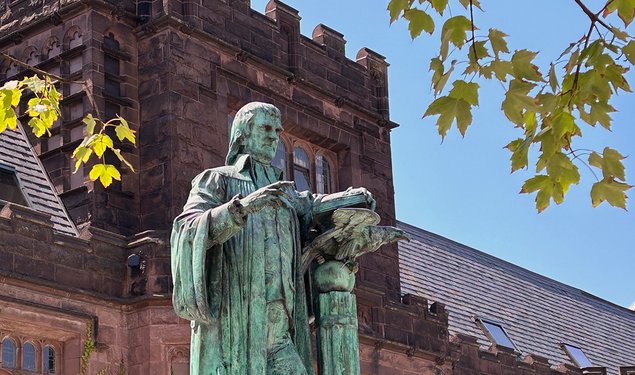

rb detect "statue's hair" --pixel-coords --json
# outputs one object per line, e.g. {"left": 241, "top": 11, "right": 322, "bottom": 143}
{"left": 226, "top": 102, "right": 281, "bottom": 165}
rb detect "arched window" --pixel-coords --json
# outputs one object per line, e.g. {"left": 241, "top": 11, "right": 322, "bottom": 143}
{"left": 43, "top": 345, "right": 56, "bottom": 373}
{"left": 271, "top": 141, "right": 286, "bottom": 178}
{"left": 23, "top": 342, "right": 36, "bottom": 371}
{"left": 1, "top": 338, "right": 16, "bottom": 368}
{"left": 293, "top": 146, "right": 311, "bottom": 192}
{"left": 315, "top": 155, "right": 332, "bottom": 194}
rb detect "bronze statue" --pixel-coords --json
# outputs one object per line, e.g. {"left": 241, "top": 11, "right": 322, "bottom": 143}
{"left": 171, "top": 102, "right": 407, "bottom": 375}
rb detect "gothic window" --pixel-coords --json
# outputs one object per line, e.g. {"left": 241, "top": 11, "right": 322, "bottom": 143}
{"left": 1, "top": 338, "right": 16, "bottom": 368}
{"left": 68, "top": 30, "right": 83, "bottom": 49}
{"left": 271, "top": 140, "right": 286, "bottom": 178}
{"left": 23, "top": 342, "right": 36, "bottom": 371}
{"left": 25, "top": 48, "right": 39, "bottom": 66}
{"left": 43, "top": 345, "right": 56, "bottom": 373}
{"left": 44, "top": 37, "right": 62, "bottom": 59}
{"left": 293, "top": 146, "right": 311, "bottom": 192}
{"left": 4, "top": 61, "right": 19, "bottom": 78}
{"left": 315, "top": 155, "right": 332, "bottom": 194}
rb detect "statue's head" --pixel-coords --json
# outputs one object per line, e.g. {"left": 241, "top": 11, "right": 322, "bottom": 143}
{"left": 226, "top": 102, "right": 283, "bottom": 165}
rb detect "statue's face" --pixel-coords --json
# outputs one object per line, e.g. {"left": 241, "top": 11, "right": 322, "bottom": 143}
{"left": 243, "top": 112, "right": 283, "bottom": 164}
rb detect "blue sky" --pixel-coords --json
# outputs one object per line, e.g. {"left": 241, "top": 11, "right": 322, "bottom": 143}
{"left": 251, "top": 0, "right": 634, "bottom": 308}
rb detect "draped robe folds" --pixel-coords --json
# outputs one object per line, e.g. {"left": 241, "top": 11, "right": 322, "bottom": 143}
{"left": 171, "top": 155, "right": 317, "bottom": 375}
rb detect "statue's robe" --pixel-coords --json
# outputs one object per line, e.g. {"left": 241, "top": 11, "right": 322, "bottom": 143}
{"left": 171, "top": 155, "right": 316, "bottom": 375}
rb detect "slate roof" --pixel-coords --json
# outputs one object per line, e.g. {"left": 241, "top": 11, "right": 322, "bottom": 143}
{"left": 398, "top": 221, "right": 635, "bottom": 375}
{"left": 0, "top": 121, "right": 78, "bottom": 237}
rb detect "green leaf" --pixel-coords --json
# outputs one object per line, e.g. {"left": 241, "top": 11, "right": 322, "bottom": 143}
{"left": 388, "top": 0, "right": 410, "bottom": 23}
{"left": 551, "top": 111, "right": 576, "bottom": 138}
{"left": 424, "top": 80, "right": 478, "bottom": 138}
{"left": 611, "top": 26, "right": 629, "bottom": 41}
{"left": 430, "top": 58, "right": 455, "bottom": 96}
{"left": 548, "top": 64, "right": 558, "bottom": 93}
{"left": 459, "top": 0, "right": 482, "bottom": 10}
{"left": 93, "top": 134, "right": 114, "bottom": 157}
{"left": 22, "top": 76, "right": 46, "bottom": 93}
{"left": 28, "top": 117, "right": 47, "bottom": 137}
{"left": 83, "top": 114, "right": 96, "bottom": 135}
{"left": 488, "top": 29, "right": 509, "bottom": 58}
{"left": 467, "top": 40, "right": 489, "bottom": 65}
{"left": 112, "top": 148, "right": 135, "bottom": 172}
{"left": 441, "top": 16, "right": 472, "bottom": 48}
{"left": 115, "top": 123, "right": 136, "bottom": 145}
{"left": 3, "top": 108, "right": 16, "bottom": 131}
{"left": 448, "top": 80, "right": 479, "bottom": 105}
{"left": 546, "top": 152, "right": 580, "bottom": 196}
{"left": 501, "top": 79, "right": 540, "bottom": 125}
{"left": 506, "top": 136, "right": 532, "bottom": 172}
{"left": 440, "top": 28, "right": 454, "bottom": 61}
{"left": 604, "top": 0, "right": 635, "bottom": 27}
{"left": 590, "top": 178, "right": 631, "bottom": 209}
{"left": 490, "top": 59, "right": 513, "bottom": 82}
{"left": 511, "top": 49, "right": 544, "bottom": 82}
{"left": 565, "top": 49, "right": 580, "bottom": 75}
{"left": 429, "top": 0, "right": 448, "bottom": 15}
{"left": 623, "top": 41, "right": 635, "bottom": 64}
{"left": 89, "top": 164, "right": 121, "bottom": 188}
{"left": 404, "top": 9, "right": 434, "bottom": 39}
{"left": 520, "top": 175, "right": 561, "bottom": 212}
{"left": 591, "top": 147, "right": 628, "bottom": 181}
{"left": 73, "top": 146, "right": 93, "bottom": 172}
{"left": 579, "top": 100, "right": 615, "bottom": 129}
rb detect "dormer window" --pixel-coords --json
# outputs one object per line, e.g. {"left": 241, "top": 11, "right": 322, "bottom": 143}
{"left": 475, "top": 316, "right": 519, "bottom": 351}
{"left": 562, "top": 343, "right": 593, "bottom": 368}
{"left": 0, "top": 165, "right": 29, "bottom": 207}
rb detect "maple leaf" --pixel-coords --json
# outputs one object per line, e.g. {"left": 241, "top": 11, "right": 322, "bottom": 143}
{"left": 579, "top": 100, "right": 615, "bottom": 130}
{"left": 429, "top": 0, "right": 448, "bottom": 15}
{"left": 115, "top": 116, "right": 136, "bottom": 145}
{"left": 488, "top": 29, "right": 509, "bottom": 58}
{"left": 511, "top": 50, "right": 544, "bottom": 82}
{"left": 501, "top": 79, "right": 541, "bottom": 125}
{"left": 89, "top": 164, "right": 121, "bottom": 188}
{"left": 622, "top": 41, "right": 635, "bottom": 64}
{"left": 441, "top": 16, "right": 472, "bottom": 49}
{"left": 424, "top": 80, "right": 478, "bottom": 138}
{"left": 521, "top": 175, "right": 562, "bottom": 212}
{"left": 83, "top": 114, "right": 96, "bottom": 135}
{"left": 404, "top": 9, "right": 434, "bottom": 39}
{"left": 387, "top": 0, "right": 410, "bottom": 23}
{"left": 92, "top": 134, "right": 114, "bottom": 158}
{"left": 490, "top": 59, "right": 513, "bottom": 82}
{"left": 590, "top": 178, "right": 631, "bottom": 209}
{"left": 589, "top": 147, "right": 628, "bottom": 181}
{"left": 604, "top": 0, "right": 635, "bottom": 27}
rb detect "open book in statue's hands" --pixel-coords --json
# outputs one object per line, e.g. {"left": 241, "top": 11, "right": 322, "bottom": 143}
{"left": 301, "top": 208, "right": 410, "bottom": 273}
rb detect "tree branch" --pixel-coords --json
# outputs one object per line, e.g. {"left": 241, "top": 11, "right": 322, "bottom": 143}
{"left": 0, "top": 51, "right": 84, "bottom": 85}
{"left": 573, "top": 0, "right": 612, "bottom": 31}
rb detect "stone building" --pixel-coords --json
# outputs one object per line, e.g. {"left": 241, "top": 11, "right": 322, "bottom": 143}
{"left": 0, "top": 0, "right": 633, "bottom": 374}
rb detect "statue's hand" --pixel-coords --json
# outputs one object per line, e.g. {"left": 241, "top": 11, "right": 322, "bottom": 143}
{"left": 240, "top": 181, "right": 294, "bottom": 214}
{"left": 343, "top": 187, "right": 376, "bottom": 211}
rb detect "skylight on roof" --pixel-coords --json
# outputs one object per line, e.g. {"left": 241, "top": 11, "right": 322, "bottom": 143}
{"left": 475, "top": 317, "right": 519, "bottom": 351}
{"left": 0, "top": 166, "right": 29, "bottom": 207}
{"left": 562, "top": 344, "right": 593, "bottom": 368}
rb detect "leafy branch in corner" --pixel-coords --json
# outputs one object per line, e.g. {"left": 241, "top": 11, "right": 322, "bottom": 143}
{"left": 388, "top": 0, "right": 633, "bottom": 212}
{"left": 0, "top": 51, "right": 135, "bottom": 188}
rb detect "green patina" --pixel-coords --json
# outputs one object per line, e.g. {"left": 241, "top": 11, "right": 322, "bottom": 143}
{"left": 171, "top": 102, "right": 408, "bottom": 375}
